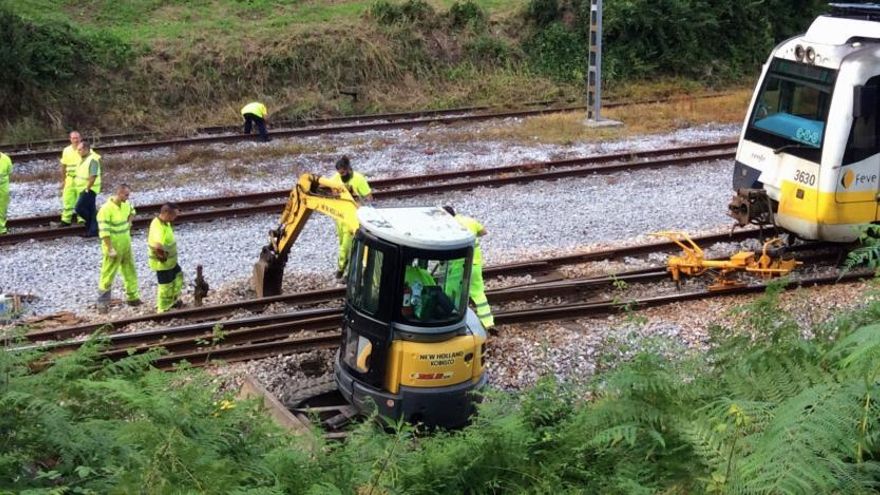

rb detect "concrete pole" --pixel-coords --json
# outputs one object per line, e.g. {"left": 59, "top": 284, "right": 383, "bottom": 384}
{"left": 586, "top": 0, "right": 603, "bottom": 121}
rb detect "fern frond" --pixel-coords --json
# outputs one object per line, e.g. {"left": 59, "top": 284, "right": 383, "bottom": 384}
{"left": 737, "top": 382, "right": 872, "bottom": 493}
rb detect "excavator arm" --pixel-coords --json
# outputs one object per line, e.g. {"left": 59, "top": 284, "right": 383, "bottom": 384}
{"left": 253, "top": 173, "right": 361, "bottom": 297}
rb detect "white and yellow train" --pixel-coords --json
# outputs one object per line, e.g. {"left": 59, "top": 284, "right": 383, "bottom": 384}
{"left": 730, "top": 3, "right": 880, "bottom": 242}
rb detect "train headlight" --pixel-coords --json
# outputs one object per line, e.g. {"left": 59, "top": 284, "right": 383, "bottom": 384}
{"left": 795, "top": 45, "right": 805, "bottom": 61}
{"left": 806, "top": 46, "right": 816, "bottom": 64}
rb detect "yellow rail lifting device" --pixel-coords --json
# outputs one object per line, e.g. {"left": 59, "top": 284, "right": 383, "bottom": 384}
{"left": 651, "top": 231, "right": 801, "bottom": 290}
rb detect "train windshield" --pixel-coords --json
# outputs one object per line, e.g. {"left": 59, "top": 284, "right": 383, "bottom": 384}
{"left": 745, "top": 58, "right": 837, "bottom": 163}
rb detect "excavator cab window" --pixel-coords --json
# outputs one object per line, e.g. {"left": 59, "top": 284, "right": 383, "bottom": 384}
{"left": 347, "top": 241, "right": 384, "bottom": 316}
{"left": 400, "top": 255, "right": 468, "bottom": 324}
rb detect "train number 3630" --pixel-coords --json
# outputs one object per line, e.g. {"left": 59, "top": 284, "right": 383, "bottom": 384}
{"left": 793, "top": 169, "right": 816, "bottom": 186}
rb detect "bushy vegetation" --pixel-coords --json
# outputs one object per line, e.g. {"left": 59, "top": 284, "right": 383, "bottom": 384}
{"left": 0, "top": 0, "right": 830, "bottom": 139}
{"left": 520, "top": 0, "right": 828, "bottom": 82}
{"left": 6, "top": 279, "right": 880, "bottom": 493}
{"left": 0, "top": 4, "right": 133, "bottom": 126}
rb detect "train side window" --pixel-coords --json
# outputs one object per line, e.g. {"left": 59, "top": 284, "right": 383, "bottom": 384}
{"left": 844, "top": 76, "right": 880, "bottom": 165}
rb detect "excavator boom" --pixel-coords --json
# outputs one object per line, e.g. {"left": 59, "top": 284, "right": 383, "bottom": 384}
{"left": 254, "top": 173, "right": 361, "bottom": 297}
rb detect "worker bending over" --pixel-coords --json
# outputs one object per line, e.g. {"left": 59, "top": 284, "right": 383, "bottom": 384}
{"left": 0, "top": 151, "right": 11, "bottom": 235}
{"left": 443, "top": 205, "right": 495, "bottom": 334}
{"left": 59, "top": 131, "right": 82, "bottom": 226}
{"left": 73, "top": 141, "right": 102, "bottom": 237}
{"left": 241, "top": 101, "right": 270, "bottom": 142}
{"left": 97, "top": 184, "right": 140, "bottom": 311}
{"left": 148, "top": 203, "right": 184, "bottom": 313}
{"left": 331, "top": 156, "right": 372, "bottom": 278}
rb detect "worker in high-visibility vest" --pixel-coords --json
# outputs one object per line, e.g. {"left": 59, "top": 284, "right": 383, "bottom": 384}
{"left": 241, "top": 101, "right": 269, "bottom": 142}
{"left": 73, "top": 141, "right": 102, "bottom": 237}
{"left": 330, "top": 155, "right": 372, "bottom": 279}
{"left": 96, "top": 184, "right": 141, "bottom": 310}
{"left": 0, "top": 152, "right": 12, "bottom": 235}
{"left": 442, "top": 205, "right": 495, "bottom": 334}
{"left": 148, "top": 203, "right": 184, "bottom": 313}
{"left": 59, "top": 131, "right": 82, "bottom": 226}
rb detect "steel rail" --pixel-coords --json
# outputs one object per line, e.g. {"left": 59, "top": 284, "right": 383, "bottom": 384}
{"left": 22, "top": 229, "right": 764, "bottom": 342}
{"left": 24, "top": 244, "right": 844, "bottom": 370}
{"left": 133, "top": 270, "right": 874, "bottom": 369}
{"left": 6, "top": 140, "right": 735, "bottom": 232}
{"left": 2, "top": 144, "right": 736, "bottom": 245}
{"left": 2, "top": 92, "right": 732, "bottom": 156}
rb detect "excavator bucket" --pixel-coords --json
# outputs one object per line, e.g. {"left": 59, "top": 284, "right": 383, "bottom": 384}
{"left": 253, "top": 246, "right": 287, "bottom": 298}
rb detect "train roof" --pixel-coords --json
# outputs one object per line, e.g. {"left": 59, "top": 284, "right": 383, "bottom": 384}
{"left": 806, "top": 6, "right": 880, "bottom": 46}
{"left": 357, "top": 206, "right": 475, "bottom": 251}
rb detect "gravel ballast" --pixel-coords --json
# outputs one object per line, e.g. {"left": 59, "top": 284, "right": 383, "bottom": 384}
{"left": 1, "top": 156, "right": 734, "bottom": 315}
{"left": 5, "top": 122, "right": 738, "bottom": 218}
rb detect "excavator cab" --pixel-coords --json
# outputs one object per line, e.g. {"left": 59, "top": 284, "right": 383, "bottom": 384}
{"left": 253, "top": 175, "right": 487, "bottom": 428}
{"left": 335, "top": 207, "right": 488, "bottom": 428}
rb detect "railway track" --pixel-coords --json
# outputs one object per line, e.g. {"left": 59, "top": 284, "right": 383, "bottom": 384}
{"left": 17, "top": 231, "right": 852, "bottom": 369}
{"left": 2, "top": 141, "right": 736, "bottom": 245}
{"left": 2, "top": 93, "right": 731, "bottom": 158}
{"left": 32, "top": 266, "right": 864, "bottom": 371}
{"left": 21, "top": 229, "right": 764, "bottom": 340}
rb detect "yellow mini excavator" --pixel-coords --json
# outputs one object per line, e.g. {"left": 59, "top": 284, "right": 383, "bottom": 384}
{"left": 253, "top": 173, "right": 488, "bottom": 428}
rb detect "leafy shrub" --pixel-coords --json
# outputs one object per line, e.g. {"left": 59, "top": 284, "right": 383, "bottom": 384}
{"left": 368, "top": 0, "right": 437, "bottom": 27}
{"left": 464, "top": 35, "right": 514, "bottom": 65}
{"left": 0, "top": 5, "right": 132, "bottom": 117}
{"left": 526, "top": 0, "right": 562, "bottom": 27}
{"left": 7, "top": 278, "right": 880, "bottom": 492}
{"left": 523, "top": 21, "right": 584, "bottom": 82}
{"left": 447, "top": 1, "right": 487, "bottom": 30}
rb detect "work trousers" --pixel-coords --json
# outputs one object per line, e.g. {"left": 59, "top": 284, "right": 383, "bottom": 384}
{"left": 74, "top": 190, "right": 98, "bottom": 237}
{"left": 155, "top": 264, "right": 183, "bottom": 313}
{"left": 98, "top": 241, "right": 140, "bottom": 303}
{"left": 61, "top": 177, "right": 78, "bottom": 223}
{"left": 336, "top": 221, "right": 353, "bottom": 273}
{"left": 444, "top": 260, "right": 494, "bottom": 330}
{"left": 0, "top": 185, "right": 8, "bottom": 234}
{"left": 243, "top": 113, "right": 269, "bottom": 141}
{"left": 469, "top": 265, "right": 494, "bottom": 329}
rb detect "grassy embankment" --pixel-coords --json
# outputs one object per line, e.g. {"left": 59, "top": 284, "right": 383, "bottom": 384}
{"left": 1, "top": 0, "right": 769, "bottom": 143}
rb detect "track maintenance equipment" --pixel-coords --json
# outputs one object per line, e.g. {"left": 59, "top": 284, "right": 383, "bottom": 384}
{"left": 652, "top": 231, "right": 801, "bottom": 290}
{"left": 730, "top": 3, "right": 880, "bottom": 242}
{"left": 254, "top": 173, "right": 488, "bottom": 428}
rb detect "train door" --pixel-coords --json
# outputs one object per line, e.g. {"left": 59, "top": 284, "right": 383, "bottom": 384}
{"left": 836, "top": 76, "right": 880, "bottom": 223}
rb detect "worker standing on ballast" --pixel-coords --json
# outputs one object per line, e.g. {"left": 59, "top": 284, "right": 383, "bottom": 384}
{"left": 331, "top": 155, "right": 372, "bottom": 279}
{"left": 0, "top": 151, "right": 12, "bottom": 235}
{"left": 148, "top": 203, "right": 184, "bottom": 313}
{"left": 96, "top": 184, "right": 141, "bottom": 311}
{"left": 73, "top": 141, "right": 102, "bottom": 237}
{"left": 241, "top": 101, "right": 270, "bottom": 142}
{"left": 443, "top": 205, "right": 495, "bottom": 334}
{"left": 59, "top": 131, "right": 82, "bottom": 226}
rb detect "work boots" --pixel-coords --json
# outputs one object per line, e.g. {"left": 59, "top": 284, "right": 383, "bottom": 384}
{"left": 97, "top": 290, "right": 111, "bottom": 314}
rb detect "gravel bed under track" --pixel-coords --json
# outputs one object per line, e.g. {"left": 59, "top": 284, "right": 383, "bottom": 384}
{"left": 2, "top": 155, "right": 735, "bottom": 316}
{"left": 223, "top": 279, "right": 878, "bottom": 394}
{"left": 5, "top": 122, "right": 738, "bottom": 218}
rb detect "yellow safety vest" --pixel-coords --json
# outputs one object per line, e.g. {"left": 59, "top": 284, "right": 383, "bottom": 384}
{"left": 147, "top": 217, "right": 178, "bottom": 271}
{"left": 455, "top": 214, "right": 484, "bottom": 265}
{"left": 75, "top": 151, "right": 102, "bottom": 193}
{"left": 241, "top": 102, "right": 268, "bottom": 118}
{"left": 97, "top": 197, "right": 135, "bottom": 246}
{"left": 0, "top": 153, "right": 11, "bottom": 189}
{"left": 60, "top": 145, "right": 80, "bottom": 178}
{"left": 331, "top": 171, "right": 372, "bottom": 198}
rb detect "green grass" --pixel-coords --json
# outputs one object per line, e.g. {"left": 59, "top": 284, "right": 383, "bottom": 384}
{"left": 11, "top": 0, "right": 527, "bottom": 44}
